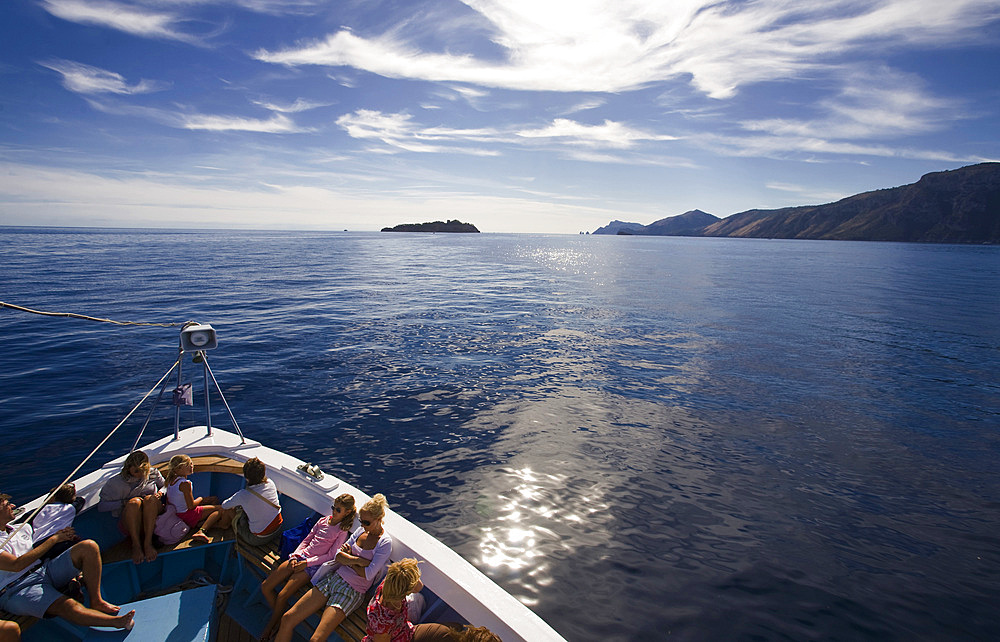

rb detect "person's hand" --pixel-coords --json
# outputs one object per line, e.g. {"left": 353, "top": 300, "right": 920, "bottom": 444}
{"left": 340, "top": 542, "right": 351, "bottom": 553}
{"left": 54, "top": 527, "right": 78, "bottom": 543}
{"left": 291, "top": 559, "right": 307, "bottom": 573}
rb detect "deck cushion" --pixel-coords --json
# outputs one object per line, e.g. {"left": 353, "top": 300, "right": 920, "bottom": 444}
{"left": 81, "top": 583, "right": 216, "bottom": 641}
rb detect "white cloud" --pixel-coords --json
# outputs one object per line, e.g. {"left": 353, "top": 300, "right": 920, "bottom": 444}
{"left": 517, "top": 118, "right": 677, "bottom": 149}
{"left": 38, "top": 59, "right": 168, "bottom": 95}
{"left": 335, "top": 110, "right": 503, "bottom": 154}
{"left": 251, "top": 98, "right": 334, "bottom": 113}
{"left": 83, "top": 97, "right": 309, "bottom": 133}
{"left": 254, "top": 1, "right": 1000, "bottom": 97}
{"left": 741, "top": 68, "right": 960, "bottom": 141}
{"left": 38, "top": 0, "right": 199, "bottom": 43}
{"left": 181, "top": 113, "right": 305, "bottom": 133}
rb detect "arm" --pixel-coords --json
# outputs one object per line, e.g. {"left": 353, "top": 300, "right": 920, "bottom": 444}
{"left": 361, "top": 535, "right": 393, "bottom": 581}
{"left": 302, "top": 525, "right": 347, "bottom": 567}
{"left": 97, "top": 476, "right": 127, "bottom": 513}
{"left": 290, "top": 519, "right": 322, "bottom": 560}
{"left": 0, "top": 528, "right": 75, "bottom": 573}
{"left": 180, "top": 480, "right": 199, "bottom": 511}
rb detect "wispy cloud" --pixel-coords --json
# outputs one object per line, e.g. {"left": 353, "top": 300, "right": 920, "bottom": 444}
{"left": 38, "top": 0, "right": 200, "bottom": 43}
{"left": 251, "top": 98, "right": 334, "bottom": 113}
{"left": 335, "top": 110, "right": 681, "bottom": 159}
{"left": 741, "top": 68, "right": 960, "bottom": 141}
{"left": 254, "top": 1, "right": 1000, "bottom": 97}
{"left": 181, "top": 113, "right": 304, "bottom": 133}
{"left": 84, "top": 97, "right": 309, "bottom": 133}
{"left": 335, "top": 110, "right": 503, "bottom": 154}
{"left": 38, "top": 59, "right": 168, "bottom": 95}
{"left": 517, "top": 118, "right": 677, "bottom": 149}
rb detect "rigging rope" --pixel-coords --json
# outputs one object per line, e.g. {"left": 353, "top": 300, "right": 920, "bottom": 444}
{"left": 1, "top": 359, "right": 181, "bottom": 552}
{"left": 0, "top": 301, "right": 180, "bottom": 327}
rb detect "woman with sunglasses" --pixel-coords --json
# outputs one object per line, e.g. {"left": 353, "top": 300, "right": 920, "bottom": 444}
{"left": 258, "top": 493, "right": 356, "bottom": 642}
{"left": 275, "top": 494, "right": 392, "bottom": 642}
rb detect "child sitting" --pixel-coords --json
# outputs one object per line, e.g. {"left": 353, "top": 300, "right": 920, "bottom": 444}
{"left": 258, "top": 494, "right": 356, "bottom": 641}
{"left": 163, "top": 455, "right": 220, "bottom": 534}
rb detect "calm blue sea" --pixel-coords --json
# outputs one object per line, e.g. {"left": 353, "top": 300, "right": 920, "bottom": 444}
{"left": 1, "top": 227, "right": 999, "bottom": 641}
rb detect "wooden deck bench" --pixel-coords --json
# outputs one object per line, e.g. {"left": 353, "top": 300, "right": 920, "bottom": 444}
{"left": 236, "top": 537, "right": 369, "bottom": 642}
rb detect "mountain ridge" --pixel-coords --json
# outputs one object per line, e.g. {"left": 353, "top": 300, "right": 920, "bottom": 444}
{"left": 594, "top": 163, "right": 1000, "bottom": 243}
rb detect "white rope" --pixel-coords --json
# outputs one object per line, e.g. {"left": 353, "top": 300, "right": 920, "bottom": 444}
{"left": 1, "top": 359, "right": 181, "bottom": 552}
{"left": 0, "top": 301, "right": 179, "bottom": 327}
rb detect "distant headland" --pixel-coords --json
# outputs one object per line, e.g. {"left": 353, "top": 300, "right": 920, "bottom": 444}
{"left": 594, "top": 162, "right": 1000, "bottom": 244}
{"left": 381, "top": 220, "right": 480, "bottom": 233}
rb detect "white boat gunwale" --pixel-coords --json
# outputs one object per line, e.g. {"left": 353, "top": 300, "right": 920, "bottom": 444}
{"left": 19, "top": 426, "right": 565, "bottom": 642}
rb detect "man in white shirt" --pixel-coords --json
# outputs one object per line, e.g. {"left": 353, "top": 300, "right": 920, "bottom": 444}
{"left": 0, "top": 492, "right": 134, "bottom": 630}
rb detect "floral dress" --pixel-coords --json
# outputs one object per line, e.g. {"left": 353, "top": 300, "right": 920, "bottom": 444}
{"left": 363, "top": 583, "right": 414, "bottom": 642}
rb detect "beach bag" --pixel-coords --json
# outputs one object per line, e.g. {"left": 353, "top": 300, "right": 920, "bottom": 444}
{"left": 279, "top": 514, "right": 319, "bottom": 561}
{"left": 154, "top": 503, "right": 190, "bottom": 545}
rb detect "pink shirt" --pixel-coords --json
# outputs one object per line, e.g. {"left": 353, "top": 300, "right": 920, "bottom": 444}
{"left": 291, "top": 517, "right": 350, "bottom": 567}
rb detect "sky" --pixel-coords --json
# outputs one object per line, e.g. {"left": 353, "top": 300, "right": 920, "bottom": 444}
{"left": 1, "top": 1, "right": 999, "bottom": 234}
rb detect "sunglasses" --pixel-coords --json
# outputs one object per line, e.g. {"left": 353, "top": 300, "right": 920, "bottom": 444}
{"left": 331, "top": 505, "right": 343, "bottom": 514}
{"left": 360, "top": 518, "right": 372, "bottom": 527}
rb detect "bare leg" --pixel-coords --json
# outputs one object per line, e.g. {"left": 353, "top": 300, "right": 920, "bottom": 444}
{"left": 274, "top": 587, "right": 326, "bottom": 642}
{"left": 261, "top": 569, "right": 310, "bottom": 641}
{"left": 70, "top": 539, "right": 119, "bottom": 615}
{"left": 119, "top": 498, "right": 144, "bottom": 564}
{"left": 141, "top": 494, "right": 161, "bottom": 562}
{"left": 310, "top": 605, "right": 346, "bottom": 642}
{"left": 47, "top": 596, "right": 135, "bottom": 630}
{"left": 192, "top": 507, "right": 233, "bottom": 542}
{"left": 0, "top": 620, "right": 19, "bottom": 642}
{"left": 260, "top": 560, "right": 294, "bottom": 609}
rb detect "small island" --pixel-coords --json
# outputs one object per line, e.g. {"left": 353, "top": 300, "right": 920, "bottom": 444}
{"left": 381, "top": 219, "right": 480, "bottom": 233}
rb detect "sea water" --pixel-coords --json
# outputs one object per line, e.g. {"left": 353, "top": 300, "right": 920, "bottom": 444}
{"left": 1, "top": 227, "right": 998, "bottom": 641}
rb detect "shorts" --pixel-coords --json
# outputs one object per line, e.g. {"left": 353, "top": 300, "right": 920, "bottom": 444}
{"left": 316, "top": 572, "right": 364, "bottom": 614}
{"left": 233, "top": 508, "right": 282, "bottom": 546}
{"left": 175, "top": 506, "right": 206, "bottom": 528}
{"left": 0, "top": 548, "right": 78, "bottom": 618}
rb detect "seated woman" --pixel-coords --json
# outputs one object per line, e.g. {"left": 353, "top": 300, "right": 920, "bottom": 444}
{"left": 274, "top": 494, "right": 392, "bottom": 642}
{"left": 97, "top": 451, "right": 164, "bottom": 564}
{"left": 162, "top": 455, "right": 220, "bottom": 535}
{"left": 364, "top": 558, "right": 502, "bottom": 642}
{"left": 259, "top": 493, "right": 357, "bottom": 642}
{"left": 193, "top": 457, "right": 282, "bottom": 545}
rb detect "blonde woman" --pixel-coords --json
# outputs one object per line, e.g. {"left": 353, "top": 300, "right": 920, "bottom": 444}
{"left": 163, "top": 455, "right": 220, "bottom": 534}
{"left": 259, "top": 493, "right": 357, "bottom": 641}
{"left": 97, "top": 451, "right": 164, "bottom": 564}
{"left": 275, "top": 494, "right": 392, "bottom": 642}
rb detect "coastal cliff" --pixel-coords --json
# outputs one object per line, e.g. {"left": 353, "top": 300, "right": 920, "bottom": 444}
{"left": 594, "top": 163, "right": 1000, "bottom": 243}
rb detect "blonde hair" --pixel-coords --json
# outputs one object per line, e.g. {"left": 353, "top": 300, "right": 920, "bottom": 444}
{"left": 360, "top": 493, "right": 388, "bottom": 521}
{"left": 166, "top": 454, "right": 193, "bottom": 486}
{"left": 334, "top": 494, "right": 357, "bottom": 531}
{"left": 381, "top": 558, "right": 421, "bottom": 604}
{"left": 121, "top": 451, "right": 150, "bottom": 481}
{"left": 452, "top": 626, "right": 502, "bottom": 642}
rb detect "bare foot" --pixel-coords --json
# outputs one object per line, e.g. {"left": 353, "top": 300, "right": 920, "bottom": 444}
{"left": 191, "top": 530, "right": 210, "bottom": 544}
{"left": 259, "top": 620, "right": 278, "bottom": 642}
{"left": 144, "top": 543, "right": 158, "bottom": 562}
{"left": 93, "top": 598, "right": 121, "bottom": 616}
{"left": 131, "top": 545, "right": 144, "bottom": 565}
{"left": 116, "top": 609, "right": 136, "bottom": 631}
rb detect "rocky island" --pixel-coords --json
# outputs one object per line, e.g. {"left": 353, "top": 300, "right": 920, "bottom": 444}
{"left": 381, "top": 220, "right": 480, "bottom": 233}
